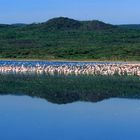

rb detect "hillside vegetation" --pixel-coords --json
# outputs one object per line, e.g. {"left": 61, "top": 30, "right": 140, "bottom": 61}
{"left": 0, "top": 17, "right": 140, "bottom": 61}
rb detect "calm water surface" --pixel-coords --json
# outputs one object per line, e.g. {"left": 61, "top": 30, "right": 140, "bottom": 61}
{"left": 0, "top": 95, "right": 140, "bottom": 140}
{"left": 0, "top": 60, "right": 126, "bottom": 67}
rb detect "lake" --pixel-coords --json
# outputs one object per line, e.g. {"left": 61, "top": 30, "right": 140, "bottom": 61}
{"left": 0, "top": 95, "right": 140, "bottom": 140}
{"left": 0, "top": 60, "right": 126, "bottom": 67}
{"left": 0, "top": 61, "right": 139, "bottom": 140}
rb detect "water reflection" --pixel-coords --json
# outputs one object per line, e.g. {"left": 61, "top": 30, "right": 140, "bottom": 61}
{"left": 0, "top": 92, "right": 112, "bottom": 104}
{"left": 0, "top": 95, "right": 140, "bottom": 140}
{"left": 0, "top": 74, "right": 139, "bottom": 104}
{"left": 0, "top": 90, "right": 140, "bottom": 104}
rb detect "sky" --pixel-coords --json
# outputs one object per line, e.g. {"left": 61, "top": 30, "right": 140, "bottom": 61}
{"left": 0, "top": 0, "right": 140, "bottom": 24}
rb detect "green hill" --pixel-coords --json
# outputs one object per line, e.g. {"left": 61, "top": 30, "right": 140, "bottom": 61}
{"left": 81, "top": 20, "right": 115, "bottom": 30}
{"left": 0, "top": 17, "right": 140, "bottom": 61}
{"left": 42, "top": 17, "right": 115, "bottom": 31}
{"left": 42, "top": 17, "right": 82, "bottom": 31}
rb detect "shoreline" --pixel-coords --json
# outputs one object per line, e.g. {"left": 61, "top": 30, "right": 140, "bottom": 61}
{"left": 0, "top": 63, "right": 139, "bottom": 76}
{"left": 0, "top": 58, "right": 139, "bottom": 63}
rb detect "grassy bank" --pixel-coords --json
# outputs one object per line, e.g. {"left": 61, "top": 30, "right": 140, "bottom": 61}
{"left": 0, "top": 74, "right": 139, "bottom": 104}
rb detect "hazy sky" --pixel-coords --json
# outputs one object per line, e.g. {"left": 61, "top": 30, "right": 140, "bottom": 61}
{"left": 0, "top": 0, "right": 140, "bottom": 24}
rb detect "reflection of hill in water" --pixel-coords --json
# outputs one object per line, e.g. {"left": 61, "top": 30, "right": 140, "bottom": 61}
{"left": 27, "top": 92, "right": 112, "bottom": 104}
{"left": 0, "top": 92, "right": 111, "bottom": 104}
{"left": 0, "top": 74, "right": 139, "bottom": 104}
{"left": 0, "top": 91, "right": 140, "bottom": 104}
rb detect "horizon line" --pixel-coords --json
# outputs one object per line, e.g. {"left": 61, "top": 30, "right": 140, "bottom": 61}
{"left": 1, "top": 17, "right": 140, "bottom": 25}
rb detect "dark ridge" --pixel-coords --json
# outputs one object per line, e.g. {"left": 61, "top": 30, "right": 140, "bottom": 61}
{"left": 0, "top": 24, "right": 11, "bottom": 28}
{"left": 41, "top": 17, "right": 82, "bottom": 31}
{"left": 31, "top": 17, "right": 115, "bottom": 31}
{"left": 118, "top": 24, "right": 140, "bottom": 30}
{"left": 81, "top": 20, "right": 116, "bottom": 30}
{"left": 11, "top": 23, "right": 27, "bottom": 27}
{"left": 0, "top": 17, "right": 129, "bottom": 31}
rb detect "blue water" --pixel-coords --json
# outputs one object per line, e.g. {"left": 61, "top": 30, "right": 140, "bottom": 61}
{"left": 0, "top": 95, "right": 140, "bottom": 140}
{"left": 0, "top": 60, "right": 126, "bottom": 67}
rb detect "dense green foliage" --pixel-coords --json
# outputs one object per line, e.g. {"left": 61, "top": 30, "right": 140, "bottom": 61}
{"left": 0, "top": 74, "right": 139, "bottom": 104}
{"left": 0, "top": 17, "right": 140, "bottom": 61}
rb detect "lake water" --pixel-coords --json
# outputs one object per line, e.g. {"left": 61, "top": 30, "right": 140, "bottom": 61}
{"left": 0, "top": 95, "right": 140, "bottom": 140}
{"left": 0, "top": 60, "right": 126, "bottom": 67}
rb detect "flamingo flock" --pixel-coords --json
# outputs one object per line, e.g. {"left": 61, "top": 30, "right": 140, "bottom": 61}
{"left": 0, "top": 63, "right": 139, "bottom": 76}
